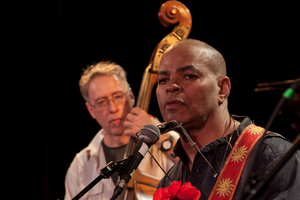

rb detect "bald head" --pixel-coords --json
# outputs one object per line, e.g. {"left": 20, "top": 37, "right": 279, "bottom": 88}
{"left": 163, "top": 39, "right": 226, "bottom": 78}
{"left": 157, "top": 38, "right": 231, "bottom": 132}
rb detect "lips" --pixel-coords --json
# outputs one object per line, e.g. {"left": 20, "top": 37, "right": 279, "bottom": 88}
{"left": 109, "top": 118, "right": 122, "bottom": 125}
{"left": 164, "top": 99, "right": 185, "bottom": 109}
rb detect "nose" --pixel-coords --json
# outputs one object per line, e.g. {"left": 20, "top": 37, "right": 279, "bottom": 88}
{"left": 166, "top": 83, "right": 182, "bottom": 93}
{"left": 107, "top": 99, "right": 119, "bottom": 113}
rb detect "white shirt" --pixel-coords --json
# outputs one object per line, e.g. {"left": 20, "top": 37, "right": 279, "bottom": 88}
{"left": 64, "top": 129, "right": 175, "bottom": 200}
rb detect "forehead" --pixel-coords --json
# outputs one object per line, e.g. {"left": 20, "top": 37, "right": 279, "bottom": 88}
{"left": 88, "top": 75, "right": 127, "bottom": 99}
{"left": 159, "top": 44, "right": 210, "bottom": 73}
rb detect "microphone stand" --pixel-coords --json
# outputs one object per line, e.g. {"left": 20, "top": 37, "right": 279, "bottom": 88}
{"left": 241, "top": 80, "right": 300, "bottom": 200}
{"left": 72, "top": 158, "right": 127, "bottom": 200}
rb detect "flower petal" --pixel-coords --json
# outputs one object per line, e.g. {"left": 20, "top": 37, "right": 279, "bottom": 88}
{"left": 153, "top": 187, "right": 170, "bottom": 200}
{"left": 167, "top": 181, "right": 182, "bottom": 199}
{"left": 153, "top": 181, "right": 201, "bottom": 200}
{"left": 176, "top": 182, "right": 201, "bottom": 200}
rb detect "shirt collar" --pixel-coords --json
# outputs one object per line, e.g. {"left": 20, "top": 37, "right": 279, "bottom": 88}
{"left": 85, "top": 129, "right": 105, "bottom": 157}
{"left": 173, "top": 115, "right": 252, "bottom": 162}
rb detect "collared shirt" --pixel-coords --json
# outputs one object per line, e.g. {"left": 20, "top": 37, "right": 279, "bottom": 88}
{"left": 157, "top": 116, "right": 300, "bottom": 200}
{"left": 65, "top": 129, "right": 175, "bottom": 200}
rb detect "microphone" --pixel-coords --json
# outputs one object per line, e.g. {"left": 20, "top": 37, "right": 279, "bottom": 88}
{"left": 110, "top": 124, "right": 161, "bottom": 200}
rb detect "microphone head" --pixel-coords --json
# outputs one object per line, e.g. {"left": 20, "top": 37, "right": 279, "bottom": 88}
{"left": 139, "top": 124, "right": 161, "bottom": 145}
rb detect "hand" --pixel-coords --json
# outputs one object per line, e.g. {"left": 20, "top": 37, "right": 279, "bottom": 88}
{"left": 123, "top": 107, "right": 161, "bottom": 138}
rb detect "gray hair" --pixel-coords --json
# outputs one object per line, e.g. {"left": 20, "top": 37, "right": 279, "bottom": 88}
{"left": 79, "top": 61, "right": 129, "bottom": 102}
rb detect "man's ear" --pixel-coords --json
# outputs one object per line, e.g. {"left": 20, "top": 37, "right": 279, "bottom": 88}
{"left": 218, "top": 76, "right": 231, "bottom": 104}
{"left": 86, "top": 102, "right": 96, "bottom": 119}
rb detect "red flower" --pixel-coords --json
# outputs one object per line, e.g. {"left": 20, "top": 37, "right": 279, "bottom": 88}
{"left": 153, "top": 181, "right": 201, "bottom": 200}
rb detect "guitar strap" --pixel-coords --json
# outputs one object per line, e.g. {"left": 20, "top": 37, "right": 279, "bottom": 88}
{"left": 208, "top": 124, "right": 267, "bottom": 200}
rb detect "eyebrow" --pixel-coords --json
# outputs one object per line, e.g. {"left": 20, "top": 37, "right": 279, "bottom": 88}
{"left": 158, "top": 65, "right": 201, "bottom": 76}
{"left": 157, "top": 70, "right": 169, "bottom": 77}
{"left": 177, "top": 65, "right": 200, "bottom": 73}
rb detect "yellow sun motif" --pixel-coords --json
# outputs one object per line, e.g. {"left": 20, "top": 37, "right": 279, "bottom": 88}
{"left": 249, "top": 125, "right": 264, "bottom": 135}
{"left": 231, "top": 145, "right": 248, "bottom": 163}
{"left": 216, "top": 178, "right": 235, "bottom": 197}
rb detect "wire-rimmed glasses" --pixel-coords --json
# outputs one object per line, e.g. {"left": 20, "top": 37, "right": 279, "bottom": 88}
{"left": 88, "top": 90, "right": 129, "bottom": 111}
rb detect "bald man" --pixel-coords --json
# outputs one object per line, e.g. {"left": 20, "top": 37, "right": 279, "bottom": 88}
{"left": 156, "top": 39, "right": 300, "bottom": 200}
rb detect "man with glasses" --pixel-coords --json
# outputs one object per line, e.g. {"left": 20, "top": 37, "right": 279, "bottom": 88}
{"left": 64, "top": 61, "right": 178, "bottom": 200}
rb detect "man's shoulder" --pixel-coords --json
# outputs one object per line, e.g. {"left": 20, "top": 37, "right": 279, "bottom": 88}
{"left": 239, "top": 120, "right": 293, "bottom": 156}
{"left": 252, "top": 131, "right": 297, "bottom": 174}
{"left": 263, "top": 132, "right": 292, "bottom": 154}
{"left": 70, "top": 130, "right": 104, "bottom": 165}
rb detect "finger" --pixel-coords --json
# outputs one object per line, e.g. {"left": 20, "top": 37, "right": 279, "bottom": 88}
{"left": 123, "top": 120, "right": 132, "bottom": 129}
{"left": 130, "top": 107, "right": 143, "bottom": 115}
{"left": 124, "top": 128, "right": 138, "bottom": 138}
{"left": 126, "top": 113, "right": 138, "bottom": 122}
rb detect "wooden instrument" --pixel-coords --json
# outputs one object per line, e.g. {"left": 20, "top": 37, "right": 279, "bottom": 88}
{"left": 124, "top": 1, "right": 192, "bottom": 199}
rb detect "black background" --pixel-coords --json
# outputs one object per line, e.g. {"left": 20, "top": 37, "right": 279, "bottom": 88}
{"left": 11, "top": 1, "right": 299, "bottom": 199}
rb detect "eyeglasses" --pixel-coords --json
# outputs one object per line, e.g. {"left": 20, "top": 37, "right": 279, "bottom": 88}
{"left": 89, "top": 90, "right": 129, "bottom": 111}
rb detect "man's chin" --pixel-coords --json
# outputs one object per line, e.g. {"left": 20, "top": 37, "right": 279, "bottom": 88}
{"left": 107, "top": 126, "right": 125, "bottom": 136}
{"left": 163, "top": 113, "right": 184, "bottom": 125}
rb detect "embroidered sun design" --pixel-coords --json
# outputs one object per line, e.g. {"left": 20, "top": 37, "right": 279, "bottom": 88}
{"left": 231, "top": 145, "right": 248, "bottom": 163}
{"left": 249, "top": 125, "right": 264, "bottom": 135}
{"left": 216, "top": 178, "right": 235, "bottom": 197}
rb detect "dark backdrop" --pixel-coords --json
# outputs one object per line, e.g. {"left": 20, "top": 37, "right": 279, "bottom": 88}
{"left": 13, "top": 1, "right": 299, "bottom": 200}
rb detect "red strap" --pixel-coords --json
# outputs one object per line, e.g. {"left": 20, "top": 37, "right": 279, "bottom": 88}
{"left": 208, "top": 124, "right": 266, "bottom": 200}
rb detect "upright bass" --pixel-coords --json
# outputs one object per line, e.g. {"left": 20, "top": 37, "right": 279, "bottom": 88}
{"left": 124, "top": 1, "right": 192, "bottom": 199}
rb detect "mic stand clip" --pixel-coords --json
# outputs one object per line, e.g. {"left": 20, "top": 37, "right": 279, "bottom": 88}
{"left": 72, "top": 158, "right": 127, "bottom": 200}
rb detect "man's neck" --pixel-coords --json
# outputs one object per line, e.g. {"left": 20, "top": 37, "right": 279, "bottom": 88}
{"left": 181, "top": 108, "right": 240, "bottom": 171}
{"left": 102, "top": 133, "right": 130, "bottom": 148}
